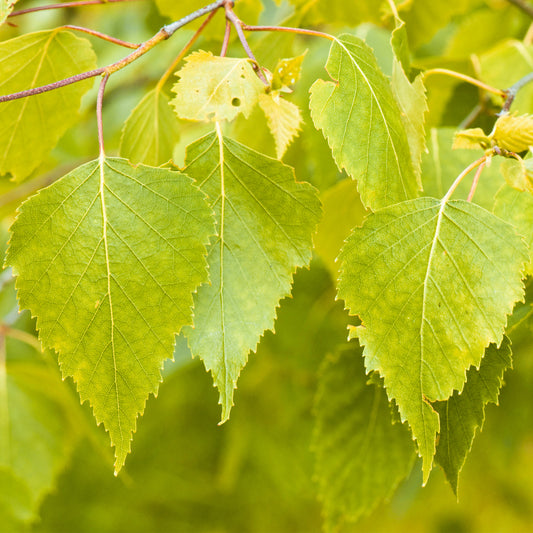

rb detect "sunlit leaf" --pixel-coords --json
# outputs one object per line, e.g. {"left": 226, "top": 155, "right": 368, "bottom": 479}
{"left": 171, "top": 51, "right": 265, "bottom": 123}
{"left": 258, "top": 92, "right": 302, "bottom": 159}
{"left": 492, "top": 113, "right": 533, "bottom": 153}
{"left": 500, "top": 156, "right": 533, "bottom": 194}
{"left": 338, "top": 197, "right": 527, "bottom": 482}
{"left": 271, "top": 52, "right": 306, "bottom": 91}
{"left": 310, "top": 34, "right": 418, "bottom": 210}
{"left": 6, "top": 159, "right": 214, "bottom": 472}
{"left": 183, "top": 129, "right": 321, "bottom": 421}
{"left": 494, "top": 184, "right": 533, "bottom": 275}
{"left": 0, "top": 0, "right": 17, "bottom": 25}
{"left": 0, "top": 30, "right": 97, "bottom": 181}
{"left": 453, "top": 128, "right": 491, "bottom": 150}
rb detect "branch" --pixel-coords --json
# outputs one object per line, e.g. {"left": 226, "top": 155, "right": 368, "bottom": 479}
{"left": 0, "top": 0, "right": 227, "bottom": 104}
{"left": 500, "top": 71, "right": 533, "bottom": 114}
{"left": 9, "top": 0, "right": 141, "bottom": 18}
{"left": 239, "top": 23, "right": 334, "bottom": 42}
{"left": 506, "top": 0, "right": 533, "bottom": 18}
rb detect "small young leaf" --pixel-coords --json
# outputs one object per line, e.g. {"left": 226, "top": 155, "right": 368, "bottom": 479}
{"left": 313, "top": 344, "right": 415, "bottom": 530}
{"left": 120, "top": 89, "right": 181, "bottom": 166}
{"left": 492, "top": 113, "right": 533, "bottom": 153}
{"left": 309, "top": 34, "right": 418, "bottom": 210}
{"left": 271, "top": 52, "right": 306, "bottom": 91}
{"left": 6, "top": 159, "right": 214, "bottom": 472}
{"left": 338, "top": 198, "right": 527, "bottom": 482}
{"left": 183, "top": 129, "right": 321, "bottom": 421}
{"left": 170, "top": 51, "right": 265, "bottom": 123}
{"left": 453, "top": 128, "right": 491, "bottom": 150}
{"left": 494, "top": 184, "right": 533, "bottom": 275}
{"left": 0, "top": 0, "right": 17, "bottom": 25}
{"left": 258, "top": 93, "right": 302, "bottom": 159}
{"left": 500, "top": 156, "right": 533, "bottom": 193}
{"left": 434, "top": 337, "right": 512, "bottom": 495}
{"left": 0, "top": 30, "right": 97, "bottom": 181}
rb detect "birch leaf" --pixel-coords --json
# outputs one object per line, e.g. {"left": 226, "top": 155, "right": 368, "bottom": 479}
{"left": 309, "top": 34, "right": 418, "bottom": 210}
{"left": 183, "top": 130, "right": 321, "bottom": 421}
{"left": 6, "top": 159, "right": 214, "bottom": 472}
{"left": 338, "top": 197, "right": 527, "bottom": 482}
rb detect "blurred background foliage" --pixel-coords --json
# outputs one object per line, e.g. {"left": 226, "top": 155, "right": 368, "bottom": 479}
{"left": 1, "top": 0, "right": 533, "bottom": 531}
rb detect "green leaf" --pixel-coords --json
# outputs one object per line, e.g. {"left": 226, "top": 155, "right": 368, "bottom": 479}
{"left": 182, "top": 129, "right": 321, "bottom": 421}
{"left": 494, "top": 184, "right": 533, "bottom": 276}
{"left": 500, "top": 156, "right": 533, "bottom": 194}
{"left": 258, "top": 92, "right": 302, "bottom": 159}
{"left": 119, "top": 88, "right": 181, "bottom": 167}
{"left": 5, "top": 158, "right": 214, "bottom": 472}
{"left": 170, "top": 51, "right": 265, "bottom": 123}
{"left": 0, "top": 0, "right": 17, "bottom": 25}
{"left": 434, "top": 337, "right": 512, "bottom": 495}
{"left": 0, "top": 341, "right": 78, "bottom": 524}
{"left": 313, "top": 343, "right": 415, "bottom": 530}
{"left": 309, "top": 34, "right": 418, "bottom": 210}
{"left": 305, "top": 0, "right": 385, "bottom": 27}
{"left": 338, "top": 197, "right": 527, "bottom": 482}
{"left": 0, "top": 30, "right": 97, "bottom": 181}
{"left": 492, "top": 114, "right": 533, "bottom": 153}
{"left": 391, "top": 62, "right": 427, "bottom": 184}
{"left": 314, "top": 179, "right": 367, "bottom": 277}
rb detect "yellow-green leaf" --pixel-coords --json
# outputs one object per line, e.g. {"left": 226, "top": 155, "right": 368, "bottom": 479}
{"left": 500, "top": 156, "right": 533, "bottom": 194}
{"left": 309, "top": 34, "right": 418, "bottom": 210}
{"left": 182, "top": 129, "right": 321, "bottom": 421}
{"left": 338, "top": 198, "right": 527, "bottom": 482}
{"left": 0, "top": 30, "right": 97, "bottom": 181}
{"left": 453, "top": 128, "right": 491, "bottom": 150}
{"left": 170, "top": 51, "right": 265, "bottom": 123}
{"left": 258, "top": 92, "right": 302, "bottom": 159}
{"left": 0, "top": 0, "right": 17, "bottom": 25}
{"left": 271, "top": 52, "right": 306, "bottom": 91}
{"left": 492, "top": 113, "right": 533, "bottom": 153}
{"left": 120, "top": 88, "right": 181, "bottom": 166}
{"left": 6, "top": 158, "right": 215, "bottom": 472}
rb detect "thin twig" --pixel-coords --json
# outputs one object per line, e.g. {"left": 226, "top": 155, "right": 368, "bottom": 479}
{"left": 467, "top": 160, "right": 486, "bottom": 201}
{"left": 506, "top": 0, "right": 533, "bottom": 18}
{"left": 62, "top": 25, "right": 139, "bottom": 49}
{"left": 156, "top": 8, "right": 218, "bottom": 91}
{"left": 500, "top": 71, "right": 533, "bottom": 114}
{"left": 0, "top": 0, "right": 227, "bottom": 104}
{"left": 240, "top": 23, "right": 335, "bottom": 42}
{"left": 9, "top": 0, "right": 140, "bottom": 18}
{"left": 97, "top": 74, "right": 110, "bottom": 157}
{"left": 424, "top": 69, "right": 506, "bottom": 99}
{"left": 225, "top": 4, "right": 269, "bottom": 84}
{"left": 220, "top": 19, "right": 232, "bottom": 57}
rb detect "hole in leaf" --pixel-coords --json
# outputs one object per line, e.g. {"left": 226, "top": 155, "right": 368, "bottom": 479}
{"left": 231, "top": 98, "right": 241, "bottom": 107}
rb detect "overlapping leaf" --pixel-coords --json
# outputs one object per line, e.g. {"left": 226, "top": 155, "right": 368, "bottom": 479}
{"left": 338, "top": 197, "right": 527, "bottom": 482}
{"left": 171, "top": 51, "right": 265, "bottom": 123}
{"left": 493, "top": 113, "right": 533, "bottom": 152}
{"left": 6, "top": 158, "right": 214, "bottom": 471}
{"left": 0, "top": 30, "right": 97, "bottom": 181}
{"left": 313, "top": 344, "right": 415, "bottom": 531}
{"left": 258, "top": 93, "right": 302, "bottom": 159}
{"left": 309, "top": 34, "right": 418, "bottom": 210}
{"left": 183, "top": 130, "right": 321, "bottom": 420}
{"left": 434, "top": 337, "right": 512, "bottom": 494}
{"left": 120, "top": 89, "right": 181, "bottom": 166}
{"left": 494, "top": 184, "right": 533, "bottom": 275}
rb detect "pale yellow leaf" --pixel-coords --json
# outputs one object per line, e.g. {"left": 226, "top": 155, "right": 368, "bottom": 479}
{"left": 170, "top": 50, "right": 265, "bottom": 123}
{"left": 453, "top": 128, "right": 491, "bottom": 150}
{"left": 271, "top": 52, "right": 307, "bottom": 91}
{"left": 258, "top": 92, "right": 302, "bottom": 159}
